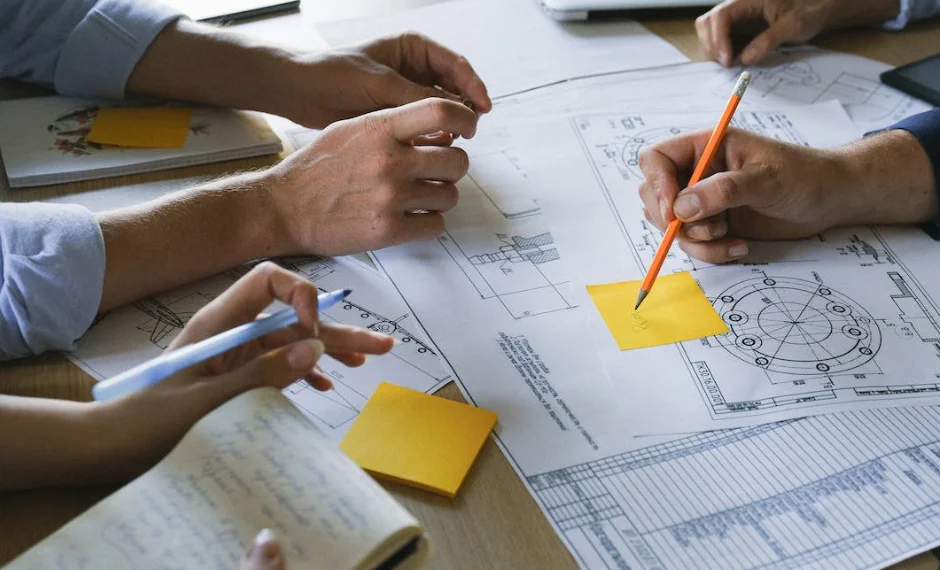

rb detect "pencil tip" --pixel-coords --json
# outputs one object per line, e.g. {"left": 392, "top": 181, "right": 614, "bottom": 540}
{"left": 342, "top": 289, "right": 353, "bottom": 298}
{"left": 634, "top": 289, "right": 648, "bottom": 311}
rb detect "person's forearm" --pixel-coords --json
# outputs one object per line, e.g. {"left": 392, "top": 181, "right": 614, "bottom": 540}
{"left": 829, "top": 130, "right": 937, "bottom": 227}
{"left": 96, "top": 172, "right": 289, "bottom": 312}
{"left": 0, "top": 396, "right": 136, "bottom": 489}
{"left": 125, "top": 19, "right": 301, "bottom": 121}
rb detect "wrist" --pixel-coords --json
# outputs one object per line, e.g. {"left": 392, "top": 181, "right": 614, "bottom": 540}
{"left": 831, "top": 130, "right": 937, "bottom": 227}
{"left": 220, "top": 169, "right": 296, "bottom": 258}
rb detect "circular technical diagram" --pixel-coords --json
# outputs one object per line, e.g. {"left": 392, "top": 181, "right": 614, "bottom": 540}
{"left": 712, "top": 277, "right": 881, "bottom": 375}
{"left": 620, "top": 127, "right": 696, "bottom": 178}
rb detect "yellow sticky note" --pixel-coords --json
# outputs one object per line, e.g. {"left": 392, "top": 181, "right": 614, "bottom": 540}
{"left": 340, "top": 383, "right": 498, "bottom": 498}
{"left": 86, "top": 107, "right": 192, "bottom": 148}
{"left": 587, "top": 271, "right": 728, "bottom": 350}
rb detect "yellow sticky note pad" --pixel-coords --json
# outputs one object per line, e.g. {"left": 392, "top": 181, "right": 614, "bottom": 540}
{"left": 86, "top": 107, "right": 192, "bottom": 148}
{"left": 587, "top": 271, "right": 728, "bottom": 350}
{"left": 340, "top": 383, "right": 497, "bottom": 498}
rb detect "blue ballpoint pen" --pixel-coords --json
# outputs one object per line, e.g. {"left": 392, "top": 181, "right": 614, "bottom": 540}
{"left": 92, "top": 288, "right": 352, "bottom": 402}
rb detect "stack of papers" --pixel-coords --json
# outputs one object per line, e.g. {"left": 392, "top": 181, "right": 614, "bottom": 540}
{"left": 0, "top": 97, "right": 282, "bottom": 187}
{"left": 317, "top": 0, "right": 688, "bottom": 98}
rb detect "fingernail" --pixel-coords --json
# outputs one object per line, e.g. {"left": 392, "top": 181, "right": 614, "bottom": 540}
{"left": 288, "top": 339, "right": 325, "bottom": 372}
{"left": 687, "top": 225, "right": 709, "bottom": 241}
{"left": 728, "top": 243, "right": 749, "bottom": 259}
{"left": 673, "top": 194, "right": 702, "bottom": 220}
{"left": 659, "top": 199, "right": 669, "bottom": 222}
{"left": 721, "top": 49, "right": 731, "bottom": 67}
{"left": 247, "top": 529, "right": 280, "bottom": 564}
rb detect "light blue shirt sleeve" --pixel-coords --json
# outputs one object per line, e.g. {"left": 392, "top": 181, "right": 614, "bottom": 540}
{"left": 0, "top": 0, "right": 184, "bottom": 99}
{"left": 0, "top": 203, "right": 106, "bottom": 360}
{"left": 884, "top": 0, "right": 940, "bottom": 30}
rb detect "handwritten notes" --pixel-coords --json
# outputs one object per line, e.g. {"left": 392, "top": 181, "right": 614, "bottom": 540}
{"left": 341, "top": 383, "right": 497, "bottom": 498}
{"left": 86, "top": 106, "right": 192, "bottom": 148}
{"left": 587, "top": 272, "right": 728, "bottom": 350}
{"left": 6, "top": 388, "right": 424, "bottom": 570}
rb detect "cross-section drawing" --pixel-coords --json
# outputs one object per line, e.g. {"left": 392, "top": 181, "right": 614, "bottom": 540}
{"left": 439, "top": 231, "right": 576, "bottom": 319}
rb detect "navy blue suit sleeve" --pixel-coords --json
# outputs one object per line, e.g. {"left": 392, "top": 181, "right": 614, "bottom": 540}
{"left": 889, "top": 110, "right": 940, "bottom": 239}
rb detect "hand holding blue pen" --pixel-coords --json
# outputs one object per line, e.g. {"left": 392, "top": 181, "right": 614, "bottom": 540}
{"left": 93, "top": 288, "right": 352, "bottom": 402}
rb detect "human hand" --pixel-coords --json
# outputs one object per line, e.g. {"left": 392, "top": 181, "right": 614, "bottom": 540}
{"left": 696, "top": 0, "right": 900, "bottom": 67}
{"left": 638, "top": 128, "right": 937, "bottom": 263}
{"left": 239, "top": 529, "right": 285, "bottom": 570}
{"left": 264, "top": 98, "right": 478, "bottom": 256}
{"left": 285, "top": 33, "right": 492, "bottom": 130}
{"left": 104, "top": 262, "right": 394, "bottom": 470}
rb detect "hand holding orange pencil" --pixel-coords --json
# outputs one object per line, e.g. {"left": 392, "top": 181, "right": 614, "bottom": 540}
{"left": 634, "top": 71, "right": 752, "bottom": 311}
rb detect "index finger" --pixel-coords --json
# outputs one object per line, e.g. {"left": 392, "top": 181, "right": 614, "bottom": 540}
{"left": 711, "top": 0, "right": 764, "bottom": 66}
{"left": 639, "top": 130, "right": 713, "bottom": 222}
{"left": 181, "top": 263, "right": 321, "bottom": 344}
{"left": 383, "top": 98, "right": 478, "bottom": 142}
{"left": 401, "top": 33, "right": 492, "bottom": 113}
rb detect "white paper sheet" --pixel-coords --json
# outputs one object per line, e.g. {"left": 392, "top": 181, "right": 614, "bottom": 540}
{"left": 316, "top": 0, "right": 688, "bottom": 99}
{"left": 512, "top": 101, "right": 940, "bottom": 435}
{"left": 706, "top": 46, "right": 933, "bottom": 134}
{"left": 371, "top": 107, "right": 940, "bottom": 569}
{"left": 70, "top": 255, "right": 452, "bottom": 441}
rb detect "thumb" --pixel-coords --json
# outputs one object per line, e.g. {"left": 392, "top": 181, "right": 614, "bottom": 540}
{"left": 673, "top": 167, "right": 773, "bottom": 223}
{"left": 219, "top": 339, "right": 325, "bottom": 399}
{"left": 382, "top": 72, "right": 456, "bottom": 108}
{"left": 739, "top": 16, "right": 801, "bottom": 65}
{"left": 239, "top": 529, "right": 285, "bottom": 570}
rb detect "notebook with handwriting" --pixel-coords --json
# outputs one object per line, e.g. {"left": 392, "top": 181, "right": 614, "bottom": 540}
{"left": 6, "top": 388, "right": 429, "bottom": 570}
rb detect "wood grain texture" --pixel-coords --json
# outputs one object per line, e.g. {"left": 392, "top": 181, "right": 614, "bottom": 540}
{"left": 1, "top": 7, "right": 939, "bottom": 570}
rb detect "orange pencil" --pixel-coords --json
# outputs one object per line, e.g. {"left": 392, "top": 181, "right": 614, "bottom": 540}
{"left": 634, "top": 71, "right": 752, "bottom": 311}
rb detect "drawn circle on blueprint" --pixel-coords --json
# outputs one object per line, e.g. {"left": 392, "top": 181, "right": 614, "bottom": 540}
{"left": 620, "top": 127, "right": 696, "bottom": 178}
{"left": 712, "top": 277, "right": 881, "bottom": 375}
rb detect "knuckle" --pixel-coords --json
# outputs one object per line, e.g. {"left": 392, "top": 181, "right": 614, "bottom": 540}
{"left": 452, "top": 148, "right": 470, "bottom": 177}
{"left": 376, "top": 181, "right": 402, "bottom": 209}
{"left": 428, "top": 99, "right": 454, "bottom": 126}
{"left": 252, "top": 260, "right": 280, "bottom": 279}
{"left": 440, "top": 184, "right": 460, "bottom": 211}
{"left": 454, "top": 54, "right": 472, "bottom": 72}
{"left": 371, "top": 215, "right": 400, "bottom": 243}
{"left": 363, "top": 114, "right": 388, "bottom": 138}
{"left": 715, "top": 175, "right": 739, "bottom": 205}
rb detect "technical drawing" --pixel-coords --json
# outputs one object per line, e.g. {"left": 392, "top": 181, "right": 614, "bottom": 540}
{"left": 619, "top": 126, "right": 695, "bottom": 178}
{"left": 440, "top": 231, "right": 576, "bottom": 319}
{"left": 710, "top": 276, "right": 882, "bottom": 378}
{"left": 525, "top": 408, "right": 940, "bottom": 570}
{"left": 889, "top": 271, "right": 940, "bottom": 344}
{"left": 836, "top": 233, "right": 895, "bottom": 266}
{"left": 134, "top": 292, "right": 215, "bottom": 349}
{"left": 336, "top": 293, "right": 439, "bottom": 357}
{"left": 713, "top": 56, "right": 918, "bottom": 123}
{"left": 467, "top": 150, "right": 541, "bottom": 219}
{"left": 223, "top": 255, "right": 336, "bottom": 283}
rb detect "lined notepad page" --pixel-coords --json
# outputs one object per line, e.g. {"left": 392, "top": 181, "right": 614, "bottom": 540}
{"left": 8, "top": 388, "right": 422, "bottom": 570}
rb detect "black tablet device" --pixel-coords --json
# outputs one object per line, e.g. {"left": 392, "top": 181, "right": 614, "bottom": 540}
{"left": 881, "top": 53, "right": 940, "bottom": 107}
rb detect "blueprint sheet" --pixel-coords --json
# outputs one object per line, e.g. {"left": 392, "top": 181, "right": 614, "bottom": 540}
{"left": 709, "top": 47, "right": 932, "bottom": 134}
{"left": 370, "top": 49, "right": 940, "bottom": 568}
{"left": 69, "top": 255, "right": 452, "bottom": 442}
{"left": 518, "top": 101, "right": 940, "bottom": 434}
{"left": 372, "top": 138, "right": 940, "bottom": 568}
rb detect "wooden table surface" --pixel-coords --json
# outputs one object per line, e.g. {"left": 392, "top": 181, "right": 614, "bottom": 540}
{"left": 2, "top": 3, "right": 940, "bottom": 569}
